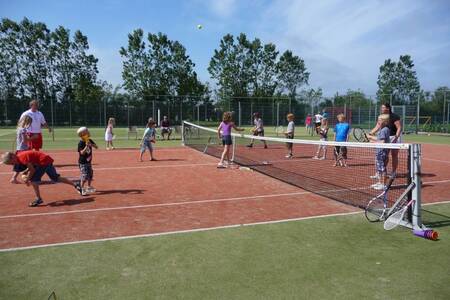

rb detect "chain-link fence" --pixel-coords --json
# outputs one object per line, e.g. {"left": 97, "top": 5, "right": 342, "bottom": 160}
{"left": 0, "top": 93, "right": 448, "bottom": 133}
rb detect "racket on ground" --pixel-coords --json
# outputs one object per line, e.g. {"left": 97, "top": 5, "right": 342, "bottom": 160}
{"left": 365, "top": 177, "right": 395, "bottom": 222}
{"left": 384, "top": 199, "right": 415, "bottom": 230}
{"left": 353, "top": 127, "right": 370, "bottom": 142}
{"left": 334, "top": 147, "right": 345, "bottom": 167}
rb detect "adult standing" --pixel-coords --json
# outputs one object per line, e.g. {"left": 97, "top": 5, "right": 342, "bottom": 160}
{"left": 160, "top": 116, "right": 173, "bottom": 140}
{"left": 20, "top": 100, "right": 51, "bottom": 151}
{"left": 314, "top": 111, "right": 323, "bottom": 134}
{"left": 369, "top": 103, "right": 402, "bottom": 177}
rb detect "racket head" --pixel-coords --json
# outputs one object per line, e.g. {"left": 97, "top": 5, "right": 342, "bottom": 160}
{"left": 353, "top": 127, "right": 369, "bottom": 142}
{"left": 365, "top": 196, "right": 387, "bottom": 222}
{"left": 384, "top": 200, "right": 414, "bottom": 230}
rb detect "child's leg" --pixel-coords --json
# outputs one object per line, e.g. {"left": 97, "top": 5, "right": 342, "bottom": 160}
{"left": 31, "top": 183, "right": 42, "bottom": 199}
{"left": 219, "top": 145, "right": 228, "bottom": 164}
{"left": 58, "top": 176, "right": 77, "bottom": 186}
{"left": 149, "top": 149, "right": 154, "bottom": 160}
{"left": 139, "top": 150, "right": 145, "bottom": 161}
{"left": 10, "top": 172, "right": 19, "bottom": 183}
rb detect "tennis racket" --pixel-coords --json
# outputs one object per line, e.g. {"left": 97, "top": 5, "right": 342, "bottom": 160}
{"left": 384, "top": 199, "right": 415, "bottom": 230}
{"left": 334, "top": 147, "right": 345, "bottom": 167}
{"left": 365, "top": 177, "right": 395, "bottom": 222}
{"left": 353, "top": 127, "right": 370, "bottom": 142}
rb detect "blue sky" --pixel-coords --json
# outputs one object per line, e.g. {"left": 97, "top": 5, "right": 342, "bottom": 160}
{"left": 1, "top": 0, "right": 449, "bottom": 95}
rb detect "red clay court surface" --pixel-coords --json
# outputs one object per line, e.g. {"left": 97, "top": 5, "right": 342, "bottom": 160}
{"left": 1, "top": 143, "right": 449, "bottom": 251}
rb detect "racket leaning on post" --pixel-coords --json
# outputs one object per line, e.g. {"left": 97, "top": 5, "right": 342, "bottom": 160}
{"left": 353, "top": 127, "right": 370, "bottom": 142}
{"left": 365, "top": 177, "right": 395, "bottom": 222}
{"left": 384, "top": 199, "right": 415, "bottom": 230}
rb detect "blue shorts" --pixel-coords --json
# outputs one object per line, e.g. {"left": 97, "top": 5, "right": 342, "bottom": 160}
{"left": 31, "top": 164, "right": 60, "bottom": 183}
{"left": 222, "top": 135, "right": 232, "bottom": 146}
{"left": 376, "top": 151, "right": 388, "bottom": 174}
{"left": 141, "top": 140, "right": 153, "bottom": 152}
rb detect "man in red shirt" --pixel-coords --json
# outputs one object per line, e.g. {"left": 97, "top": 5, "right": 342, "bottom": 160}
{"left": 1, "top": 151, "right": 82, "bottom": 206}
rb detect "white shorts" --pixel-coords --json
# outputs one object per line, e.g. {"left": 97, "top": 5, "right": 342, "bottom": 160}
{"left": 105, "top": 133, "right": 113, "bottom": 142}
{"left": 389, "top": 135, "right": 402, "bottom": 143}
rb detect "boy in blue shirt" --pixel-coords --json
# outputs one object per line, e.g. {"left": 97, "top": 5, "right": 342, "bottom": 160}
{"left": 333, "top": 113, "right": 350, "bottom": 167}
{"left": 368, "top": 114, "right": 391, "bottom": 190}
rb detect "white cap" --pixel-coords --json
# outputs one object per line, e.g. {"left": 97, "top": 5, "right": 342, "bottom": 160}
{"left": 77, "top": 127, "right": 88, "bottom": 135}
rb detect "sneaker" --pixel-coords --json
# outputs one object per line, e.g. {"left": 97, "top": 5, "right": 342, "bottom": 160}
{"left": 246, "top": 144, "right": 253, "bottom": 148}
{"left": 217, "top": 163, "right": 226, "bottom": 169}
{"left": 312, "top": 156, "right": 319, "bottom": 160}
{"left": 81, "top": 188, "right": 88, "bottom": 196}
{"left": 74, "top": 182, "right": 83, "bottom": 195}
{"left": 29, "top": 198, "right": 43, "bottom": 207}
{"left": 371, "top": 183, "right": 384, "bottom": 190}
{"left": 370, "top": 174, "right": 380, "bottom": 179}
{"left": 86, "top": 187, "right": 96, "bottom": 193}
{"left": 264, "top": 145, "right": 268, "bottom": 149}
{"left": 319, "top": 157, "right": 325, "bottom": 160}
{"left": 285, "top": 154, "right": 292, "bottom": 158}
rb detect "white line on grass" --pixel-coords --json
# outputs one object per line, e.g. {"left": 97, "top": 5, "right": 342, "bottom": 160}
{"left": 0, "top": 211, "right": 363, "bottom": 252}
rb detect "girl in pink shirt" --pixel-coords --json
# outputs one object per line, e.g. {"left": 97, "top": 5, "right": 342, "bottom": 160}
{"left": 217, "top": 112, "right": 244, "bottom": 168}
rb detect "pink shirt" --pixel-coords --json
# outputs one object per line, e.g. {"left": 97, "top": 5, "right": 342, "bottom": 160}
{"left": 219, "top": 121, "right": 232, "bottom": 136}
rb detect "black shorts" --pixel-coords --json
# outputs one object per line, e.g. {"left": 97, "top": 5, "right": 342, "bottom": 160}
{"left": 31, "top": 164, "right": 60, "bottom": 182}
{"left": 222, "top": 135, "right": 232, "bottom": 146}
{"left": 315, "top": 122, "right": 321, "bottom": 127}
{"left": 253, "top": 129, "right": 264, "bottom": 137}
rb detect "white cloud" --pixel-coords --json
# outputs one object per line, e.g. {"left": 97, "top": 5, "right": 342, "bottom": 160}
{"left": 207, "top": 0, "right": 238, "bottom": 18}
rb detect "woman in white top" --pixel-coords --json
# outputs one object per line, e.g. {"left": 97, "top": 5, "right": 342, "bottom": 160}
{"left": 105, "top": 117, "right": 116, "bottom": 150}
{"left": 19, "top": 100, "right": 51, "bottom": 150}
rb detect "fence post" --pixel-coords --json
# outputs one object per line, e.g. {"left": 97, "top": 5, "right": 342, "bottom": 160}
{"left": 443, "top": 92, "right": 446, "bottom": 125}
{"left": 276, "top": 102, "right": 280, "bottom": 131}
{"left": 50, "top": 94, "right": 55, "bottom": 141}
{"left": 103, "top": 96, "right": 107, "bottom": 128}
{"left": 197, "top": 104, "right": 200, "bottom": 124}
{"left": 238, "top": 101, "right": 241, "bottom": 127}
{"left": 152, "top": 100, "right": 155, "bottom": 120}
{"left": 127, "top": 101, "right": 130, "bottom": 128}
{"left": 416, "top": 95, "right": 420, "bottom": 133}
{"left": 358, "top": 106, "right": 361, "bottom": 126}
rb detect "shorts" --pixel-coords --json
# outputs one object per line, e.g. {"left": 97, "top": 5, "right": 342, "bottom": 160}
{"left": 27, "top": 133, "right": 42, "bottom": 150}
{"left": 105, "top": 133, "right": 113, "bottom": 142}
{"left": 222, "top": 135, "right": 232, "bottom": 146}
{"left": 141, "top": 140, "right": 153, "bottom": 152}
{"left": 334, "top": 146, "right": 347, "bottom": 159}
{"left": 314, "top": 122, "right": 321, "bottom": 128}
{"left": 31, "top": 164, "right": 60, "bottom": 183}
{"left": 13, "top": 163, "right": 27, "bottom": 173}
{"left": 253, "top": 129, "right": 264, "bottom": 137}
{"left": 286, "top": 134, "right": 294, "bottom": 149}
{"left": 161, "top": 127, "right": 172, "bottom": 134}
{"left": 376, "top": 151, "right": 388, "bottom": 174}
{"left": 79, "top": 163, "right": 94, "bottom": 181}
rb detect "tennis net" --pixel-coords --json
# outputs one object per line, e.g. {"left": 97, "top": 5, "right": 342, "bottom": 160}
{"left": 182, "top": 121, "right": 413, "bottom": 209}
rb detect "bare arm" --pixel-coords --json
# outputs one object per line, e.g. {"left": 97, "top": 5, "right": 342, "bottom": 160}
{"left": 24, "top": 164, "right": 35, "bottom": 183}
{"left": 393, "top": 120, "right": 402, "bottom": 142}
{"left": 232, "top": 123, "right": 244, "bottom": 132}
{"left": 369, "top": 123, "right": 380, "bottom": 136}
{"left": 217, "top": 125, "right": 222, "bottom": 139}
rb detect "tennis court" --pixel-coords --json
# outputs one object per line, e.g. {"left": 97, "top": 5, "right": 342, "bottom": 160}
{"left": 0, "top": 131, "right": 449, "bottom": 299}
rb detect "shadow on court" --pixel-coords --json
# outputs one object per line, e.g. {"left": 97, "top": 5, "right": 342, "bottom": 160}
{"left": 47, "top": 197, "right": 95, "bottom": 207}
{"left": 422, "top": 209, "right": 450, "bottom": 228}
{"left": 94, "top": 189, "right": 145, "bottom": 195}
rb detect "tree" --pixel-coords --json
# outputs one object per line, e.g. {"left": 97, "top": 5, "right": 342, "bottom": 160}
{"left": 277, "top": 50, "right": 309, "bottom": 98}
{"left": 377, "top": 55, "right": 421, "bottom": 104}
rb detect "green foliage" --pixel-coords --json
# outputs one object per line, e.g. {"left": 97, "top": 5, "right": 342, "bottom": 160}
{"left": 377, "top": 55, "right": 421, "bottom": 104}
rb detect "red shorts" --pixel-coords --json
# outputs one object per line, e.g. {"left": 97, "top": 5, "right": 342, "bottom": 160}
{"left": 27, "top": 133, "right": 43, "bottom": 150}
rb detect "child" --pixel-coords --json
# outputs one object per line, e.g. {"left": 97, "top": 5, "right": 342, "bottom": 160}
{"left": 217, "top": 112, "right": 244, "bottom": 168}
{"left": 247, "top": 112, "right": 268, "bottom": 149}
{"left": 305, "top": 114, "right": 313, "bottom": 135}
{"left": 368, "top": 114, "right": 391, "bottom": 190}
{"left": 105, "top": 117, "right": 115, "bottom": 150}
{"left": 284, "top": 113, "right": 295, "bottom": 158}
{"left": 1, "top": 151, "right": 83, "bottom": 207}
{"left": 333, "top": 114, "right": 350, "bottom": 167}
{"left": 314, "top": 111, "right": 323, "bottom": 134}
{"left": 10, "top": 115, "right": 36, "bottom": 183}
{"left": 313, "top": 118, "right": 328, "bottom": 160}
{"left": 77, "top": 127, "right": 98, "bottom": 195}
{"left": 139, "top": 119, "right": 156, "bottom": 162}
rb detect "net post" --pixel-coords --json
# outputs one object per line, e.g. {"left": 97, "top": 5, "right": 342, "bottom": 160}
{"left": 181, "top": 121, "right": 185, "bottom": 146}
{"left": 231, "top": 136, "right": 236, "bottom": 162}
{"left": 410, "top": 143, "right": 423, "bottom": 229}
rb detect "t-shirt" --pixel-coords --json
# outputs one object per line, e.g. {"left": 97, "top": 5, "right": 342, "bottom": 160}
{"left": 287, "top": 121, "right": 295, "bottom": 134}
{"left": 219, "top": 121, "right": 232, "bottom": 136}
{"left": 376, "top": 127, "right": 390, "bottom": 155}
{"left": 314, "top": 114, "right": 323, "bottom": 123}
{"left": 334, "top": 122, "right": 350, "bottom": 142}
{"left": 388, "top": 113, "right": 400, "bottom": 136}
{"left": 16, "top": 150, "right": 53, "bottom": 166}
{"left": 78, "top": 139, "right": 96, "bottom": 164}
{"left": 20, "top": 109, "right": 46, "bottom": 133}
{"left": 254, "top": 118, "right": 263, "bottom": 131}
{"left": 322, "top": 112, "right": 329, "bottom": 119}
{"left": 161, "top": 120, "right": 170, "bottom": 128}
{"left": 305, "top": 116, "right": 312, "bottom": 125}
{"left": 142, "top": 127, "right": 156, "bottom": 141}
{"left": 16, "top": 127, "right": 29, "bottom": 151}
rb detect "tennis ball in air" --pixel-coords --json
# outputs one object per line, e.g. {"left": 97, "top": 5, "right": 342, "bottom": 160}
{"left": 21, "top": 174, "right": 28, "bottom": 181}
{"left": 197, "top": 24, "right": 203, "bottom": 29}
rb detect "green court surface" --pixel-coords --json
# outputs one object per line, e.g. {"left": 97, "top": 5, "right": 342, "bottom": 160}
{"left": 0, "top": 126, "right": 449, "bottom": 151}
{"left": 0, "top": 203, "right": 449, "bottom": 299}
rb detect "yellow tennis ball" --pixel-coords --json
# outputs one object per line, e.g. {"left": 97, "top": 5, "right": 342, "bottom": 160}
{"left": 21, "top": 174, "right": 28, "bottom": 181}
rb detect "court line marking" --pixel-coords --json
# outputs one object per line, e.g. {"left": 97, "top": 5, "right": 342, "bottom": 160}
{"left": 423, "top": 158, "right": 450, "bottom": 164}
{"left": 0, "top": 178, "right": 448, "bottom": 220}
{"left": 0, "top": 191, "right": 314, "bottom": 219}
{"left": 2, "top": 198, "right": 450, "bottom": 252}
{"left": 0, "top": 210, "right": 363, "bottom": 252}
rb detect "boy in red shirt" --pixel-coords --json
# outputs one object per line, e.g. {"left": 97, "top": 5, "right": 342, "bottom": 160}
{"left": 1, "top": 151, "right": 82, "bottom": 206}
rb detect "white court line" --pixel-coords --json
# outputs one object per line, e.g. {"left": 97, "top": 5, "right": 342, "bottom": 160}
{"left": 423, "top": 158, "right": 450, "bottom": 164}
{"left": 0, "top": 211, "right": 363, "bottom": 252}
{"left": 0, "top": 191, "right": 313, "bottom": 219}
{"left": 0, "top": 179, "right": 447, "bottom": 220}
{"left": 0, "top": 162, "right": 217, "bottom": 175}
